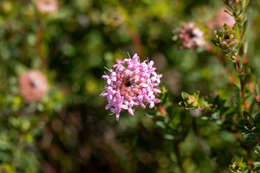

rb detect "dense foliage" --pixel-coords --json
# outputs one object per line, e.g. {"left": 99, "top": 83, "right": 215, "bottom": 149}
{"left": 0, "top": 0, "right": 260, "bottom": 172}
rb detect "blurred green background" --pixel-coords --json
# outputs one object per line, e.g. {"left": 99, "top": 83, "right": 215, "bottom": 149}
{"left": 0, "top": 0, "right": 260, "bottom": 172}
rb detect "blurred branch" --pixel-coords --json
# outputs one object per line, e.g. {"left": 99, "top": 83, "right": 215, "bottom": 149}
{"left": 31, "top": 0, "right": 46, "bottom": 69}
{"left": 192, "top": 118, "right": 216, "bottom": 170}
{"left": 35, "top": 21, "right": 46, "bottom": 67}
{"left": 173, "top": 140, "right": 186, "bottom": 173}
{"left": 124, "top": 24, "right": 144, "bottom": 60}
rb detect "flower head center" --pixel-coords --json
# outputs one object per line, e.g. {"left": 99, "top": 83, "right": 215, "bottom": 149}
{"left": 124, "top": 77, "right": 134, "bottom": 87}
{"left": 187, "top": 29, "right": 196, "bottom": 38}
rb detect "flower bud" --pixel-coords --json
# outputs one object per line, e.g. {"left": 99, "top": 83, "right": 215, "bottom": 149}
{"left": 19, "top": 70, "right": 49, "bottom": 103}
{"left": 35, "top": 0, "right": 58, "bottom": 14}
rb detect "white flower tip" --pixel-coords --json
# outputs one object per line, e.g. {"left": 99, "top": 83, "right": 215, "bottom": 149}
{"left": 128, "top": 108, "right": 134, "bottom": 116}
{"left": 149, "top": 60, "right": 154, "bottom": 67}
{"left": 116, "top": 114, "right": 120, "bottom": 120}
{"left": 100, "top": 92, "right": 107, "bottom": 97}
{"left": 149, "top": 102, "right": 155, "bottom": 109}
{"left": 132, "top": 54, "right": 139, "bottom": 60}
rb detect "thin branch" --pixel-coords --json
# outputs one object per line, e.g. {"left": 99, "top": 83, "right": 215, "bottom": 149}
{"left": 173, "top": 141, "right": 186, "bottom": 173}
{"left": 240, "top": 43, "right": 260, "bottom": 107}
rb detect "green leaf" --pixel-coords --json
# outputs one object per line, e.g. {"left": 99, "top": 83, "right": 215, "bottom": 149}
{"left": 242, "top": 20, "right": 248, "bottom": 37}
{"left": 163, "top": 134, "right": 174, "bottom": 140}
{"left": 155, "top": 121, "right": 166, "bottom": 129}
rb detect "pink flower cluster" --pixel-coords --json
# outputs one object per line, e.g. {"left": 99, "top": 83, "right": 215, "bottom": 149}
{"left": 101, "top": 54, "right": 162, "bottom": 120}
{"left": 177, "top": 22, "right": 205, "bottom": 49}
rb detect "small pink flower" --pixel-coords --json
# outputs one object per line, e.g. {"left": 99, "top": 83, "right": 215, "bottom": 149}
{"left": 100, "top": 54, "right": 162, "bottom": 120}
{"left": 35, "top": 0, "right": 58, "bottom": 14}
{"left": 176, "top": 22, "right": 205, "bottom": 49}
{"left": 19, "top": 70, "right": 49, "bottom": 103}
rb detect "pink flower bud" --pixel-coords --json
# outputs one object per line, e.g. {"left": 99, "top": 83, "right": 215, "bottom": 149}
{"left": 19, "top": 70, "right": 49, "bottom": 103}
{"left": 177, "top": 22, "right": 205, "bottom": 49}
{"left": 35, "top": 0, "right": 58, "bottom": 14}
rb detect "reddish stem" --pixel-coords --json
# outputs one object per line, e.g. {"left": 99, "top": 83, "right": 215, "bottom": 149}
{"left": 208, "top": 43, "right": 250, "bottom": 111}
{"left": 240, "top": 43, "right": 260, "bottom": 107}
{"left": 248, "top": 82, "right": 260, "bottom": 106}
{"left": 234, "top": 54, "right": 250, "bottom": 112}
{"left": 35, "top": 21, "right": 46, "bottom": 67}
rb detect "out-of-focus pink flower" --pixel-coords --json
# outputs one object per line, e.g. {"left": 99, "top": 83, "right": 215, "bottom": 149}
{"left": 19, "top": 70, "right": 49, "bottom": 103}
{"left": 214, "top": 8, "right": 235, "bottom": 28}
{"left": 35, "top": 0, "right": 58, "bottom": 14}
{"left": 176, "top": 22, "right": 205, "bottom": 49}
{"left": 100, "top": 54, "right": 162, "bottom": 120}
